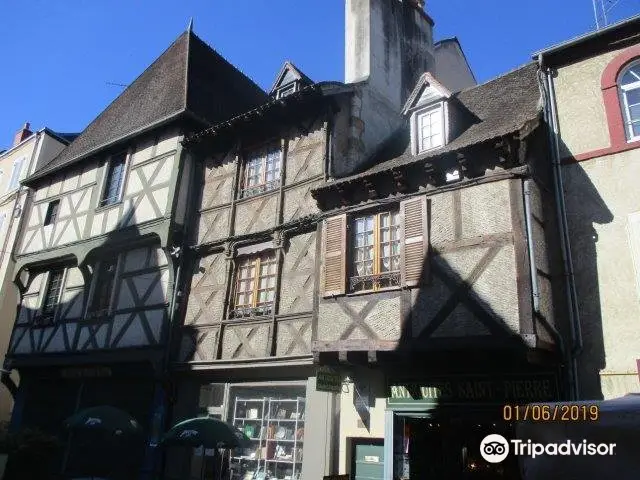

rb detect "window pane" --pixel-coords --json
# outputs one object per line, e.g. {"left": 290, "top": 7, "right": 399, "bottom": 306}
{"left": 90, "top": 259, "right": 117, "bottom": 312}
{"left": 626, "top": 89, "right": 640, "bottom": 107}
{"left": 43, "top": 270, "right": 64, "bottom": 315}
{"left": 629, "top": 103, "right": 640, "bottom": 121}
{"left": 633, "top": 122, "right": 640, "bottom": 138}
{"left": 102, "top": 153, "right": 126, "bottom": 205}
{"left": 621, "top": 66, "right": 640, "bottom": 86}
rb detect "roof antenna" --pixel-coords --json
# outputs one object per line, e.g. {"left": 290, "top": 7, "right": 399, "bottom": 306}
{"left": 187, "top": 17, "right": 194, "bottom": 33}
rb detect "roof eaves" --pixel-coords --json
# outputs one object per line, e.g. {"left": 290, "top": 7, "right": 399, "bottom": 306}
{"left": 184, "top": 81, "right": 354, "bottom": 146}
{"left": 25, "top": 109, "right": 186, "bottom": 185}
{"left": 533, "top": 14, "right": 640, "bottom": 60}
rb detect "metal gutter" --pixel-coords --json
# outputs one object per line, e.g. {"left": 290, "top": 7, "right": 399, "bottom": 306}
{"left": 532, "top": 14, "right": 640, "bottom": 59}
{"left": 536, "top": 57, "right": 583, "bottom": 400}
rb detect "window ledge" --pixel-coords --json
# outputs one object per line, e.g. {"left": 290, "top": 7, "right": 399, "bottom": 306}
{"left": 236, "top": 187, "right": 280, "bottom": 203}
{"left": 95, "top": 200, "right": 123, "bottom": 213}
{"left": 346, "top": 286, "right": 402, "bottom": 297}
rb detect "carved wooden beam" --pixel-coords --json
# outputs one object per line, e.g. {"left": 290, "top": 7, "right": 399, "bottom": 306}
{"left": 423, "top": 162, "right": 437, "bottom": 186}
{"left": 335, "top": 184, "right": 351, "bottom": 207}
{"left": 391, "top": 168, "right": 409, "bottom": 192}
{"left": 457, "top": 152, "right": 470, "bottom": 177}
{"left": 362, "top": 178, "right": 378, "bottom": 200}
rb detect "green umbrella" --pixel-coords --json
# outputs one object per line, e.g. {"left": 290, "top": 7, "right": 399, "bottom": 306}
{"left": 161, "top": 417, "right": 250, "bottom": 449}
{"left": 64, "top": 405, "right": 142, "bottom": 436}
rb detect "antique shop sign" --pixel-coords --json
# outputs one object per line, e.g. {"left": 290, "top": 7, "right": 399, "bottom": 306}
{"left": 388, "top": 373, "right": 558, "bottom": 408}
{"left": 317, "top": 367, "right": 342, "bottom": 393}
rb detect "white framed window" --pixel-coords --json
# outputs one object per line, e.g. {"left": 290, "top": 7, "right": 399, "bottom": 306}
{"left": 619, "top": 60, "right": 640, "bottom": 142}
{"left": 100, "top": 152, "right": 127, "bottom": 207}
{"left": 41, "top": 269, "right": 65, "bottom": 316}
{"left": 240, "top": 147, "right": 282, "bottom": 198}
{"left": 7, "top": 158, "right": 24, "bottom": 192}
{"left": 414, "top": 105, "right": 444, "bottom": 154}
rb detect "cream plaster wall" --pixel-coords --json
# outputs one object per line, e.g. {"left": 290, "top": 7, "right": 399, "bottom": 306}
{"left": 553, "top": 48, "right": 625, "bottom": 158}
{"left": 563, "top": 150, "right": 640, "bottom": 398}
{"left": 338, "top": 370, "right": 387, "bottom": 475}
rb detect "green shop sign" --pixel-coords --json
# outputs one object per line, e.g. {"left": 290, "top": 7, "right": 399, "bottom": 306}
{"left": 388, "top": 373, "right": 558, "bottom": 408}
{"left": 316, "top": 367, "right": 342, "bottom": 393}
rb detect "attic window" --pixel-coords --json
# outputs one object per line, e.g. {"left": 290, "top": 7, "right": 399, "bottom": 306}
{"left": 276, "top": 82, "right": 297, "bottom": 99}
{"left": 415, "top": 105, "right": 444, "bottom": 153}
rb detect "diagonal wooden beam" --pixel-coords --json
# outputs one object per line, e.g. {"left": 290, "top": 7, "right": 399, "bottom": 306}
{"left": 415, "top": 246, "right": 502, "bottom": 341}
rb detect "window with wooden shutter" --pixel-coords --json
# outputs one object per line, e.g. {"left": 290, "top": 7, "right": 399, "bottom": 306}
{"left": 401, "top": 196, "right": 429, "bottom": 287}
{"left": 323, "top": 214, "right": 346, "bottom": 297}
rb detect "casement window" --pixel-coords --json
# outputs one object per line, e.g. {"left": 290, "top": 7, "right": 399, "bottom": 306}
{"left": 88, "top": 257, "right": 118, "bottom": 316}
{"left": 7, "top": 158, "right": 24, "bottom": 192}
{"left": 240, "top": 147, "right": 282, "bottom": 198}
{"left": 232, "top": 253, "right": 277, "bottom": 318}
{"left": 100, "top": 152, "right": 127, "bottom": 207}
{"left": 351, "top": 211, "right": 401, "bottom": 292}
{"left": 44, "top": 200, "right": 60, "bottom": 226}
{"left": 415, "top": 105, "right": 444, "bottom": 153}
{"left": 41, "top": 269, "right": 65, "bottom": 316}
{"left": 619, "top": 60, "right": 640, "bottom": 141}
{"left": 322, "top": 197, "right": 428, "bottom": 296}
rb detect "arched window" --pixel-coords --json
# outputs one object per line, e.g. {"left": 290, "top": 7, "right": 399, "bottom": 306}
{"left": 619, "top": 60, "right": 640, "bottom": 141}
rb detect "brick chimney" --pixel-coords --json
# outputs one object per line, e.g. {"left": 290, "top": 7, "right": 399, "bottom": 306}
{"left": 13, "top": 122, "right": 32, "bottom": 147}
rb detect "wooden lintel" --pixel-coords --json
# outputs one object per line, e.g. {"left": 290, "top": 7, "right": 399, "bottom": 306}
{"left": 312, "top": 339, "right": 399, "bottom": 352}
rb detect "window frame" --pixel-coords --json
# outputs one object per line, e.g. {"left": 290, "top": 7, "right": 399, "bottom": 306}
{"left": 276, "top": 82, "right": 298, "bottom": 99}
{"left": 231, "top": 252, "right": 278, "bottom": 318}
{"left": 239, "top": 145, "right": 283, "bottom": 199}
{"left": 85, "top": 255, "right": 121, "bottom": 318}
{"left": 99, "top": 151, "right": 129, "bottom": 208}
{"left": 619, "top": 60, "right": 640, "bottom": 142}
{"left": 6, "top": 157, "right": 25, "bottom": 192}
{"left": 348, "top": 208, "right": 402, "bottom": 294}
{"left": 39, "top": 269, "right": 66, "bottom": 321}
{"left": 411, "top": 103, "right": 447, "bottom": 156}
{"left": 44, "top": 199, "right": 60, "bottom": 226}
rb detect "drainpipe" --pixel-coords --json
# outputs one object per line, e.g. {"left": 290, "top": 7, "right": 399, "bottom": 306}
{"left": 537, "top": 56, "right": 583, "bottom": 400}
{"left": 523, "top": 180, "right": 541, "bottom": 314}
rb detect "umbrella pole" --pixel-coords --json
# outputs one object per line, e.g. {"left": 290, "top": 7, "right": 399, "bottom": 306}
{"left": 200, "top": 446, "right": 206, "bottom": 480}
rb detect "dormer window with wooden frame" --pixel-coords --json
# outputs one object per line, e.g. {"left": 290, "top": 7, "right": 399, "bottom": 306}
{"left": 240, "top": 146, "right": 282, "bottom": 198}
{"left": 270, "top": 61, "right": 312, "bottom": 100}
{"left": 403, "top": 72, "right": 453, "bottom": 157}
{"left": 322, "top": 196, "right": 429, "bottom": 297}
{"left": 415, "top": 104, "right": 444, "bottom": 153}
{"left": 231, "top": 252, "right": 277, "bottom": 318}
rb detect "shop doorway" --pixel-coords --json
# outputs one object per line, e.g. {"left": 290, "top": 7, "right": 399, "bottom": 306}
{"left": 350, "top": 438, "right": 384, "bottom": 480}
{"left": 394, "top": 415, "right": 520, "bottom": 479}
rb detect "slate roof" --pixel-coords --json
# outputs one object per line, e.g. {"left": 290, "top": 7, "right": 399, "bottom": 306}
{"left": 28, "top": 30, "right": 267, "bottom": 183}
{"left": 325, "top": 62, "right": 541, "bottom": 185}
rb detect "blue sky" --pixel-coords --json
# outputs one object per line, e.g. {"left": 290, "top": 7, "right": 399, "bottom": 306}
{"left": 1, "top": 0, "right": 639, "bottom": 149}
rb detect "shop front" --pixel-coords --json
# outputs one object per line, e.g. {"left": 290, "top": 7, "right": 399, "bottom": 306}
{"left": 384, "top": 372, "right": 559, "bottom": 480}
{"left": 167, "top": 367, "right": 335, "bottom": 480}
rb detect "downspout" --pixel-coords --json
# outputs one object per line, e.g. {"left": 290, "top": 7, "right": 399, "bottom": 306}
{"left": 537, "top": 56, "right": 583, "bottom": 400}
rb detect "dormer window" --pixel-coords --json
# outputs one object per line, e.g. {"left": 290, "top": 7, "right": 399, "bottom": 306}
{"left": 276, "top": 82, "right": 297, "bottom": 99}
{"left": 416, "top": 105, "right": 444, "bottom": 153}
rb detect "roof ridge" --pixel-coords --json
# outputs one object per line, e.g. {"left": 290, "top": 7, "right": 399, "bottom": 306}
{"left": 187, "top": 31, "right": 265, "bottom": 95}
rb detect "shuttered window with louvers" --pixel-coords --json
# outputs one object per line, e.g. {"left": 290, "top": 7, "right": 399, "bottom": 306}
{"left": 322, "top": 214, "right": 346, "bottom": 296}
{"left": 400, "top": 196, "right": 429, "bottom": 287}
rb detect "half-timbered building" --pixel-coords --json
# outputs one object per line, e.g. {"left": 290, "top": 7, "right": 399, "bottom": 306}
{"left": 170, "top": 1, "right": 478, "bottom": 479}
{"left": 311, "top": 63, "right": 565, "bottom": 478}
{"left": 1, "top": 26, "right": 265, "bottom": 477}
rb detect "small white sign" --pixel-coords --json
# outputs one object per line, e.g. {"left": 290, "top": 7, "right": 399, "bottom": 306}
{"left": 364, "top": 455, "right": 379, "bottom": 463}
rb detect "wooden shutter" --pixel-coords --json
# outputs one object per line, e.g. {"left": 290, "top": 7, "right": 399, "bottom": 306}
{"left": 401, "top": 196, "right": 429, "bottom": 287}
{"left": 322, "top": 214, "right": 347, "bottom": 297}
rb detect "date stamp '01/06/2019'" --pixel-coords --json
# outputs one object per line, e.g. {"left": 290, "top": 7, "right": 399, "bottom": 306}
{"left": 502, "top": 404, "right": 600, "bottom": 422}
